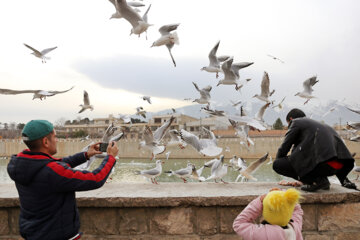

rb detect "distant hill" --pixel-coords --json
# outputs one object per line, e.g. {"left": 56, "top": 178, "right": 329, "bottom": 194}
{"left": 137, "top": 100, "right": 360, "bottom": 127}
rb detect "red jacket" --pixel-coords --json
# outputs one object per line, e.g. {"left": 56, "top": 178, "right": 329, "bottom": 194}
{"left": 7, "top": 149, "right": 116, "bottom": 240}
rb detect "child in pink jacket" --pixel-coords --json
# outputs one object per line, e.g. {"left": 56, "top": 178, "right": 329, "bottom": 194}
{"left": 233, "top": 188, "right": 303, "bottom": 240}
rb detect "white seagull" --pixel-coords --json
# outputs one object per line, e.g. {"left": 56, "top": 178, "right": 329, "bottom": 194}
{"left": 165, "top": 163, "right": 193, "bottom": 183}
{"left": 136, "top": 106, "right": 146, "bottom": 118}
{"left": 0, "top": 86, "right": 74, "bottom": 100}
{"left": 200, "top": 41, "right": 229, "bottom": 78}
{"left": 235, "top": 153, "right": 269, "bottom": 182}
{"left": 119, "top": 114, "right": 132, "bottom": 124}
{"left": 141, "top": 95, "right": 152, "bottom": 104}
{"left": 206, "top": 155, "right": 229, "bottom": 183}
{"left": 253, "top": 71, "right": 274, "bottom": 103}
{"left": 135, "top": 160, "right": 163, "bottom": 184}
{"left": 108, "top": 0, "right": 145, "bottom": 19}
{"left": 166, "top": 129, "right": 187, "bottom": 149}
{"left": 267, "top": 54, "right": 285, "bottom": 63}
{"left": 192, "top": 82, "right": 212, "bottom": 104}
{"left": 295, "top": 76, "right": 319, "bottom": 104}
{"left": 272, "top": 96, "right": 286, "bottom": 110}
{"left": 139, "top": 116, "right": 175, "bottom": 159}
{"left": 76, "top": 123, "right": 123, "bottom": 170}
{"left": 24, "top": 43, "right": 57, "bottom": 63}
{"left": 79, "top": 90, "right": 94, "bottom": 113}
{"left": 113, "top": 0, "right": 152, "bottom": 39}
{"left": 179, "top": 127, "right": 223, "bottom": 157}
{"left": 217, "top": 57, "right": 253, "bottom": 90}
{"left": 151, "top": 23, "right": 180, "bottom": 67}
{"left": 190, "top": 165, "right": 206, "bottom": 182}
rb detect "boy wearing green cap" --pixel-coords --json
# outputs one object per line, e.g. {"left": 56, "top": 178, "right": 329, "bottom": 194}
{"left": 7, "top": 119, "right": 119, "bottom": 240}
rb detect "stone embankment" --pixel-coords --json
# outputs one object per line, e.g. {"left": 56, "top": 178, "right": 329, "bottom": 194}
{"left": 1, "top": 182, "right": 360, "bottom": 239}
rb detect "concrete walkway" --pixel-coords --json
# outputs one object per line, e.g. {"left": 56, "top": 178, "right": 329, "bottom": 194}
{"left": 1, "top": 181, "right": 359, "bottom": 207}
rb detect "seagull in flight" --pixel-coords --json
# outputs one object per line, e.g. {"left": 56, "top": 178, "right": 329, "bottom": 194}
{"left": 235, "top": 153, "right": 269, "bottom": 182}
{"left": 76, "top": 123, "right": 123, "bottom": 170}
{"left": 295, "top": 76, "right": 319, "bottom": 104}
{"left": 136, "top": 106, "right": 146, "bottom": 118}
{"left": 108, "top": 0, "right": 145, "bottom": 19}
{"left": 201, "top": 41, "right": 229, "bottom": 78}
{"left": 113, "top": 0, "right": 152, "bottom": 39}
{"left": 179, "top": 127, "right": 223, "bottom": 157}
{"left": 217, "top": 57, "right": 253, "bottom": 90}
{"left": 267, "top": 54, "right": 285, "bottom": 63}
{"left": 253, "top": 71, "right": 274, "bottom": 104}
{"left": 79, "top": 90, "right": 94, "bottom": 113}
{"left": 272, "top": 96, "right": 286, "bottom": 110}
{"left": 192, "top": 82, "right": 212, "bottom": 104}
{"left": 151, "top": 23, "right": 180, "bottom": 67}
{"left": 0, "top": 86, "right": 74, "bottom": 100}
{"left": 24, "top": 43, "right": 57, "bottom": 63}
{"left": 139, "top": 116, "right": 175, "bottom": 159}
{"left": 141, "top": 95, "right": 151, "bottom": 104}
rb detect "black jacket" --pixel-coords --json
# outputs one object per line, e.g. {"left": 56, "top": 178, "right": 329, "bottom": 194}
{"left": 7, "top": 149, "right": 116, "bottom": 240}
{"left": 276, "top": 118, "right": 354, "bottom": 177}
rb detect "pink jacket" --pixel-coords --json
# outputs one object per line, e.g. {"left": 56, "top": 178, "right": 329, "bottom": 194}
{"left": 233, "top": 196, "right": 303, "bottom": 240}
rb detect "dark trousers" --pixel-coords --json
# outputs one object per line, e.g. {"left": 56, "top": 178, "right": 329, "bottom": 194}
{"left": 273, "top": 157, "right": 354, "bottom": 184}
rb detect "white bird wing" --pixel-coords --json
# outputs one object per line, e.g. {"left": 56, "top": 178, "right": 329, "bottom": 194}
{"left": 174, "top": 167, "right": 191, "bottom": 176}
{"left": 192, "top": 82, "right": 200, "bottom": 92}
{"left": 159, "top": 23, "right": 180, "bottom": 35}
{"left": 217, "top": 55, "right": 230, "bottom": 62}
{"left": 168, "top": 129, "right": 180, "bottom": 142}
{"left": 153, "top": 116, "right": 175, "bottom": 142}
{"left": 303, "top": 76, "right": 318, "bottom": 94}
{"left": 40, "top": 46, "right": 57, "bottom": 55}
{"left": 0, "top": 88, "right": 39, "bottom": 95}
{"left": 127, "top": 2, "right": 145, "bottom": 7}
{"left": 143, "top": 125, "right": 154, "bottom": 144}
{"left": 179, "top": 129, "right": 202, "bottom": 152}
{"left": 221, "top": 57, "right": 236, "bottom": 79}
{"left": 260, "top": 71, "right": 270, "bottom": 97}
{"left": 102, "top": 123, "right": 117, "bottom": 142}
{"left": 255, "top": 102, "right": 270, "bottom": 122}
{"left": 345, "top": 106, "right": 360, "bottom": 115}
{"left": 241, "top": 153, "right": 268, "bottom": 176}
{"left": 83, "top": 90, "right": 90, "bottom": 105}
{"left": 23, "top": 43, "right": 41, "bottom": 55}
{"left": 228, "top": 115, "right": 267, "bottom": 131}
{"left": 141, "top": 4, "right": 151, "bottom": 23}
{"left": 231, "top": 62, "right": 254, "bottom": 78}
{"left": 48, "top": 86, "right": 74, "bottom": 96}
{"left": 208, "top": 41, "right": 220, "bottom": 67}
{"left": 116, "top": 0, "right": 143, "bottom": 28}
{"left": 141, "top": 167, "right": 160, "bottom": 176}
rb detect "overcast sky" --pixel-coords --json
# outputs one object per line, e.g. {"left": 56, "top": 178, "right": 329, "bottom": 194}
{"left": 0, "top": 0, "right": 359, "bottom": 124}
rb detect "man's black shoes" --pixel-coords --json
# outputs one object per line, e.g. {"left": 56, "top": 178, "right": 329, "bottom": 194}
{"left": 301, "top": 177, "right": 330, "bottom": 192}
{"left": 341, "top": 178, "right": 357, "bottom": 190}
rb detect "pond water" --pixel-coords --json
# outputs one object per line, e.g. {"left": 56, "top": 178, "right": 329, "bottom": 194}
{"left": 1, "top": 157, "right": 359, "bottom": 184}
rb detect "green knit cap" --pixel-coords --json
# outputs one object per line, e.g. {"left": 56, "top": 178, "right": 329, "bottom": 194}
{"left": 22, "top": 120, "right": 54, "bottom": 141}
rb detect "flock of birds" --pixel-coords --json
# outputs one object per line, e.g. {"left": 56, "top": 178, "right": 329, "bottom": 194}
{"left": 1, "top": 0, "right": 359, "bottom": 183}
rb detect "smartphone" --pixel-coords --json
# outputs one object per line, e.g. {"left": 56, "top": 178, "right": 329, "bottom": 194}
{"left": 99, "top": 142, "right": 109, "bottom": 152}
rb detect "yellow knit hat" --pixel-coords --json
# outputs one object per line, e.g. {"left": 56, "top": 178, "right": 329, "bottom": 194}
{"left": 262, "top": 188, "right": 301, "bottom": 227}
